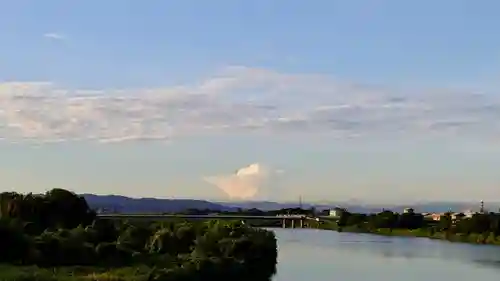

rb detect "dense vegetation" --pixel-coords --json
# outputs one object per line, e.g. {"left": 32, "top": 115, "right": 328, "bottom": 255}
{"left": 0, "top": 189, "right": 278, "bottom": 281}
{"left": 334, "top": 209, "right": 500, "bottom": 244}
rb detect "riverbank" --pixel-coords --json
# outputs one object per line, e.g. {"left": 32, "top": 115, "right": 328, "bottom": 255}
{"left": 317, "top": 221, "right": 500, "bottom": 246}
{"left": 0, "top": 265, "right": 153, "bottom": 281}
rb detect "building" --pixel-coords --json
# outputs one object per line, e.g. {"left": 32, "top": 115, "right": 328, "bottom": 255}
{"left": 451, "top": 212, "right": 466, "bottom": 220}
{"left": 403, "top": 208, "right": 414, "bottom": 214}
{"left": 462, "top": 210, "right": 475, "bottom": 218}
{"left": 424, "top": 204, "right": 483, "bottom": 222}
{"left": 422, "top": 213, "right": 444, "bottom": 221}
{"left": 329, "top": 207, "right": 346, "bottom": 218}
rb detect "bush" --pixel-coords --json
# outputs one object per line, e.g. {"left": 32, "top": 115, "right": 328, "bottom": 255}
{"left": 0, "top": 219, "right": 33, "bottom": 264}
{"left": 117, "top": 225, "right": 152, "bottom": 252}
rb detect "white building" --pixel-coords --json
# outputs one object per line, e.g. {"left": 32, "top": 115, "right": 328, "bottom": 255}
{"left": 329, "top": 207, "right": 346, "bottom": 218}
{"left": 403, "top": 208, "right": 414, "bottom": 214}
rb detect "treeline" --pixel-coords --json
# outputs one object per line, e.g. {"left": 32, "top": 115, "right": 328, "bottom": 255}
{"left": 337, "top": 210, "right": 500, "bottom": 244}
{"left": 0, "top": 189, "right": 278, "bottom": 281}
{"left": 337, "top": 210, "right": 429, "bottom": 230}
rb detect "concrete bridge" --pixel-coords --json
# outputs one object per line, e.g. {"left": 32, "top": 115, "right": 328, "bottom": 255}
{"left": 98, "top": 213, "right": 324, "bottom": 228}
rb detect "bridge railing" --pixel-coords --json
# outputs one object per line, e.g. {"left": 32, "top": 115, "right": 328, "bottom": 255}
{"left": 97, "top": 214, "right": 309, "bottom": 220}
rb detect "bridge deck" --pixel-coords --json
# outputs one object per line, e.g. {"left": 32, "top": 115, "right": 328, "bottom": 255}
{"left": 98, "top": 214, "right": 309, "bottom": 220}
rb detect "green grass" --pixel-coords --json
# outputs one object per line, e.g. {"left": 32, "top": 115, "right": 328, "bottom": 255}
{"left": 0, "top": 265, "right": 156, "bottom": 281}
{"left": 319, "top": 223, "right": 500, "bottom": 246}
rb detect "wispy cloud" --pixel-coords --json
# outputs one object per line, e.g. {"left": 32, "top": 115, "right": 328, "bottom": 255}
{"left": 43, "top": 33, "right": 65, "bottom": 40}
{"left": 0, "top": 66, "right": 499, "bottom": 143}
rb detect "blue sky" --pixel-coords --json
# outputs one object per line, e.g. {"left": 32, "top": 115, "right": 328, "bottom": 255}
{"left": 1, "top": 1, "right": 500, "bottom": 203}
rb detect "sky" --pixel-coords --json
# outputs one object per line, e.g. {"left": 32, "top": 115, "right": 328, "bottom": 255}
{"left": 1, "top": 1, "right": 500, "bottom": 203}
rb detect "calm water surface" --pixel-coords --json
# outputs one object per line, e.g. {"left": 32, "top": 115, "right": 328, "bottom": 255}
{"left": 273, "top": 229, "right": 500, "bottom": 280}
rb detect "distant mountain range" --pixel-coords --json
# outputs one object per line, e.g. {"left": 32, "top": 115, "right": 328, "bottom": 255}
{"left": 82, "top": 194, "right": 237, "bottom": 213}
{"left": 82, "top": 194, "right": 494, "bottom": 214}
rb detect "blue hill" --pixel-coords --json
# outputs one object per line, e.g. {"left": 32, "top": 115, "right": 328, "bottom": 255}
{"left": 82, "top": 194, "right": 236, "bottom": 213}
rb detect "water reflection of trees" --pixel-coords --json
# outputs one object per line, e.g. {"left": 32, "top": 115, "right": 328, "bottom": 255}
{"left": 332, "top": 233, "right": 500, "bottom": 266}
{"left": 472, "top": 259, "right": 500, "bottom": 270}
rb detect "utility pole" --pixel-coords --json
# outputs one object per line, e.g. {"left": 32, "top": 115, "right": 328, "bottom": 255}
{"left": 480, "top": 200, "right": 484, "bottom": 213}
{"left": 299, "top": 195, "right": 303, "bottom": 209}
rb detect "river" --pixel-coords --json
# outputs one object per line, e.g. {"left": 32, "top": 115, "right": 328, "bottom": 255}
{"left": 273, "top": 228, "right": 500, "bottom": 280}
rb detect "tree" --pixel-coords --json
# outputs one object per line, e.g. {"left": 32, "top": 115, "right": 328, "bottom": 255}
{"left": 0, "top": 189, "right": 96, "bottom": 231}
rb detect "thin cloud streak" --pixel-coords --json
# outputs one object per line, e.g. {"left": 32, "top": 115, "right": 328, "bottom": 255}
{"left": 43, "top": 33, "right": 65, "bottom": 40}
{"left": 0, "top": 66, "right": 499, "bottom": 143}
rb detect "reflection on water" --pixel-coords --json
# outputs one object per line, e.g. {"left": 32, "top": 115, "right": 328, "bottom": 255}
{"left": 273, "top": 229, "right": 500, "bottom": 281}
{"left": 473, "top": 259, "right": 500, "bottom": 269}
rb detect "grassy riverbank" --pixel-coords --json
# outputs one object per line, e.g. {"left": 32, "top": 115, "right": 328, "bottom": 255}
{"left": 366, "top": 227, "right": 500, "bottom": 245}
{"left": 0, "top": 265, "right": 154, "bottom": 281}
{"left": 316, "top": 211, "right": 500, "bottom": 246}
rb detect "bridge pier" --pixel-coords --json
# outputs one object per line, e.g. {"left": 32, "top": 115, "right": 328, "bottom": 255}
{"left": 281, "top": 218, "right": 308, "bottom": 228}
{"left": 282, "top": 218, "right": 308, "bottom": 228}
{"left": 282, "top": 218, "right": 294, "bottom": 228}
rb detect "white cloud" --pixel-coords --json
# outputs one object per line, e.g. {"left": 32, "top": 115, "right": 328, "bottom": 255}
{"left": 43, "top": 33, "right": 65, "bottom": 40}
{"left": 203, "top": 163, "right": 272, "bottom": 199}
{"left": 0, "top": 66, "right": 499, "bottom": 143}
